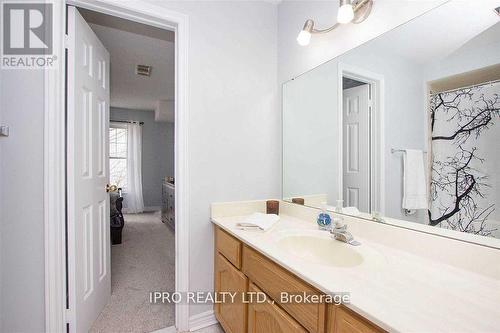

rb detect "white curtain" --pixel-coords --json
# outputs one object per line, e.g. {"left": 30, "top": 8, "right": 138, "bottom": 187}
{"left": 126, "top": 123, "right": 144, "bottom": 213}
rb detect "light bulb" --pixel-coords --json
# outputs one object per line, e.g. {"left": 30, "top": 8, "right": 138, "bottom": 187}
{"left": 337, "top": 2, "right": 354, "bottom": 24}
{"left": 296, "top": 30, "right": 311, "bottom": 46}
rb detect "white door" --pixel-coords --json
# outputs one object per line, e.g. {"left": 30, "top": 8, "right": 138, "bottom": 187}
{"left": 67, "top": 6, "right": 111, "bottom": 332}
{"left": 342, "top": 84, "right": 371, "bottom": 212}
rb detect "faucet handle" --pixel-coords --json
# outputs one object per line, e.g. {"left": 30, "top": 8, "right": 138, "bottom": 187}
{"left": 333, "top": 224, "right": 347, "bottom": 231}
{"left": 332, "top": 217, "right": 346, "bottom": 229}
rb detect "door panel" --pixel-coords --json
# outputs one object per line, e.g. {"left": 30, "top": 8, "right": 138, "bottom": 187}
{"left": 98, "top": 200, "right": 107, "bottom": 281}
{"left": 346, "top": 187, "right": 359, "bottom": 208}
{"left": 343, "top": 84, "right": 370, "bottom": 212}
{"left": 346, "top": 123, "right": 360, "bottom": 172}
{"left": 68, "top": 6, "right": 111, "bottom": 332}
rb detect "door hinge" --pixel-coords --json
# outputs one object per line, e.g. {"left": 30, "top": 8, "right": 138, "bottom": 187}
{"left": 65, "top": 308, "right": 74, "bottom": 327}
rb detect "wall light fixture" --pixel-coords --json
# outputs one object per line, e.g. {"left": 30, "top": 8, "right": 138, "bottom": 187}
{"left": 297, "top": 0, "right": 373, "bottom": 46}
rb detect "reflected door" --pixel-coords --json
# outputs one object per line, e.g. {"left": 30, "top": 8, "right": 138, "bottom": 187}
{"left": 342, "top": 84, "right": 371, "bottom": 212}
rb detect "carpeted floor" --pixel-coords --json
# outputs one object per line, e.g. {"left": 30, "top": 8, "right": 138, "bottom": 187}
{"left": 90, "top": 211, "right": 175, "bottom": 333}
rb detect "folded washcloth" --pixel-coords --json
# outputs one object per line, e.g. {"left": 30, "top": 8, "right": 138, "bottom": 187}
{"left": 236, "top": 212, "right": 280, "bottom": 231}
{"left": 342, "top": 206, "right": 361, "bottom": 216}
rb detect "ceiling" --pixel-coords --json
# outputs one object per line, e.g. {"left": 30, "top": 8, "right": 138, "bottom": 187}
{"left": 81, "top": 9, "right": 175, "bottom": 111}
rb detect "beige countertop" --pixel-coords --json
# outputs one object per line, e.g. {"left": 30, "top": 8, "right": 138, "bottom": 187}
{"left": 212, "top": 212, "right": 500, "bottom": 333}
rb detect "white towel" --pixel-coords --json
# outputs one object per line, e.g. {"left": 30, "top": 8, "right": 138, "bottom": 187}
{"left": 237, "top": 213, "right": 280, "bottom": 231}
{"left": 402, "top": 149, "right": 428, "bottom": 210}
{"left": 342, "top": 206, "right": 361, "bottom": 216}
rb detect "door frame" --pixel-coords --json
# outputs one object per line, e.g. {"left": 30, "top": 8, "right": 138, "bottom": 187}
{"left": 338, "top": 63, "right": 385, "bottom": 215}
{"left": 44, "top": 1, "right": 190, "bottom": 331}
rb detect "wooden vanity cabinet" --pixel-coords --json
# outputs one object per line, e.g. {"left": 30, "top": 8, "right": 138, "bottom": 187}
{"left": 214, "top": 226, "right": 385, "bottom": 333}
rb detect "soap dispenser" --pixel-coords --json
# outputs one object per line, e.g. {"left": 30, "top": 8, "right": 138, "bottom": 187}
{"left": 317, "top": 202, "right": 332, "bottom": 230}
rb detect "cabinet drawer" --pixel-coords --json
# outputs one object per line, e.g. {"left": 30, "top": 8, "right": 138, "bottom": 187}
{"left": 328, "top": 305, "right": 384, "bottom": 333}
{"left": 248, "top": 282, "right": 307, "bottom": 333}
{"left": 215, "top": 227, "right": 242, "bottom": 269}
{"left": 242, "top": 246, "right": 326, "bottom": 333}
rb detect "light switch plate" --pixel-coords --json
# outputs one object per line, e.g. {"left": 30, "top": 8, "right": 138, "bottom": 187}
{"left": 0, "top": 125, "right": 9, "bottom": 137}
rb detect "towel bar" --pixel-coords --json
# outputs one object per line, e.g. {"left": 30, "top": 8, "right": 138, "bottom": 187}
{"left": 391, "top": 148, "right": 427, "bottom": 154}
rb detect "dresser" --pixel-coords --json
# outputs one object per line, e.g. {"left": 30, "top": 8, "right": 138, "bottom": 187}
{"left": 161, "top": 180, "right": 175, "bottom": 231}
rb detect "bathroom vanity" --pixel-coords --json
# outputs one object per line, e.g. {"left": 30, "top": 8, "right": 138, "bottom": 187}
{"left": 211, "top": 200, "right": 500, "bottom": 333}
{"left": 214, "top": 226, "right": 382, "bottom": 333}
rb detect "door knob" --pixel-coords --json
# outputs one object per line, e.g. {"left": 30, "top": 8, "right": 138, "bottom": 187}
{"left": 106, "top": 184, "right": 118, "bottom": 192}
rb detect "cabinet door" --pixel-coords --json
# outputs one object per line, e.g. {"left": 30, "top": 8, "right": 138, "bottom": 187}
{"left": 242, "top": 245, "right": 325, "bottom": 333}
{"left": 328, "top": 305, "right": 383, "bottom": 333}
{"left": 167, "top": 195, "right": 172, "bottom": 221}
{"left": 215, "top": 253, "right": 248, "bottom": 333}
{"left": 248, "top": 283, "right": 307, "bottom": 333}
{"left": 168, "top": 187, "right": 175, "bottom": 227}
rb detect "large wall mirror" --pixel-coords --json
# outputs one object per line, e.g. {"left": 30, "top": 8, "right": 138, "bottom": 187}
{"left": 282, "top": 2, "right": 500, "bottom": 246}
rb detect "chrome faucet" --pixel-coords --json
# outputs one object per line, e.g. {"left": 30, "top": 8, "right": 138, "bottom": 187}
{"left": 330, "top": 219, "right": 361, "bottom": 246}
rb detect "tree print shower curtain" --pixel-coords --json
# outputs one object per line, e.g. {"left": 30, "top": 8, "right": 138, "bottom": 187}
{"left": 429, "top": 80, "right": 500, "bottom": 237}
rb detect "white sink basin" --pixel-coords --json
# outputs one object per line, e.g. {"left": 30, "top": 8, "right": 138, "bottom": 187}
{"left": 273, "top": 229, "right": 383, "bottom": 268}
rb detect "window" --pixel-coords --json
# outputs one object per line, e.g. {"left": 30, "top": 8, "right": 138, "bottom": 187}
{"left": 109, "top": 124, "right": 128, "bottom": 190}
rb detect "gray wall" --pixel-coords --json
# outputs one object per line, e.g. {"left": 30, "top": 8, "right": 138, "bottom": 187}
{"left": 0, "top": 70, "right": 46, "bottom": 332}
{"left": 110, "top": 108, "right": 174, "bottom": 209}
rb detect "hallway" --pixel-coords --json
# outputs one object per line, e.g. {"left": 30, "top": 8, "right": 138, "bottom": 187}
{"left": 90, "top": 211, "right": 175, "bottom": 333}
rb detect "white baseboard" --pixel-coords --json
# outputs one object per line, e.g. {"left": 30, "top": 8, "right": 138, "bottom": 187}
{"left": 189, "top": 310, "right": 218, "bottom": 332}
{"left": 148, "top": 313, "right": 218, "bottom": 333}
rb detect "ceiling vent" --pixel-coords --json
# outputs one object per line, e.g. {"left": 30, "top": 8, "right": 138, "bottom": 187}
{"left": 136, "top": 64, "right": 152, "bottom": 77}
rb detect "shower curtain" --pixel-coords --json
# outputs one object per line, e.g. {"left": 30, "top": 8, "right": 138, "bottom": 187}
{"left": 126, "top": 123, "right": 144, "bottom": 213}
{"left": 429, "top": 80, "right": 500, "bottom": 237}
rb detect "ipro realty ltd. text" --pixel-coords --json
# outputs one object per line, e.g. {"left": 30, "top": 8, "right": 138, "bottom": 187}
{"left": 150, "top": 291, "right": 350, "bottom": 305}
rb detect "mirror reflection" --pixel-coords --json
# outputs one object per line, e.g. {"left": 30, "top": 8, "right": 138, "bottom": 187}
{"left": 283, "top": 3, "right": 500, "bottom": 239}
